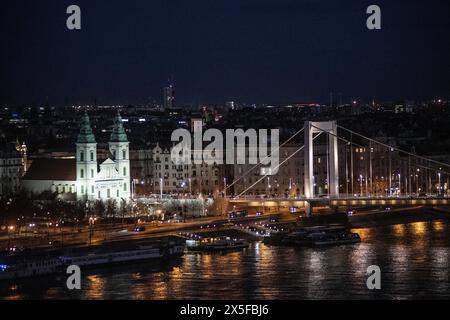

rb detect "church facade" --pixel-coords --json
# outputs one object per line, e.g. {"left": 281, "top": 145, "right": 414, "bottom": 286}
{"left": 23, "top": 112, "right": 131, "bottom": 202}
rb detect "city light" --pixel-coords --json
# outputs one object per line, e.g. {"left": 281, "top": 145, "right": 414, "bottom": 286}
{"left": 1, "top": 1, "right": 450, "bottom": 304}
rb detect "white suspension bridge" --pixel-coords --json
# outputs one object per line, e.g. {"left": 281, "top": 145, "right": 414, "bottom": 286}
{"left": 225, "top": 120, "right": 450, "bottom": 216}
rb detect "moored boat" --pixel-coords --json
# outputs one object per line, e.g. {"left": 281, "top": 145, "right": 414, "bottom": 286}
{"left": 186, "top": 237, "right": 249, "bottom": 252}
{"left": 264, "top": 225, "right": 361, "bottom": 247}
{"left": 60, "top": 241, "right": 184, "bottom": 268}
{"left": 0, "top": 237, "right": 185, "bottom": 281}
{"left": 0, "top": 256, "right": 64, "bottom": 281}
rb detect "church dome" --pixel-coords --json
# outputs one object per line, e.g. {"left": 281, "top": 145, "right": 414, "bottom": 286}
{"left": 77, "top": 112, "right": 96, "bottom": 144}
{"left": 110, "top": 111, "right": 129, "bottom": 143}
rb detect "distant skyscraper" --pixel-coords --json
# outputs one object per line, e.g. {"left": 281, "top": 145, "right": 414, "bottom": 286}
{"left": 191, "top": 118, "right": 203, "bottom": 133}
{"left": 163, "top": 84, "right": 175, "bottom": 110}
{"left": 225, "top": 101, "right": 235, "bottom": 110}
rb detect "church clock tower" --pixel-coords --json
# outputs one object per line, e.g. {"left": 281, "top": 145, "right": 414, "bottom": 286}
{"left": 76, "top": 112, "right": 97, "bottom": 201}
{"left": 109, "top": 112, "right": 131, "bottom": 200}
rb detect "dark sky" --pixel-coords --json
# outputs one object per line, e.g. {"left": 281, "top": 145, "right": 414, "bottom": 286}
{"left": 1, "top": 0, "right": 450, "bottom": 106}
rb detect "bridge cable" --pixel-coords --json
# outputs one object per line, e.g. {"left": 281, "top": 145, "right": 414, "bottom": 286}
{"left": 312, "top": 124, "right": 450, "bottom": 195}
{"left": 337, "top": 125, "right": 450, "bottom": 170}
{"left": 226, "top": 127, "right": 305, "bottom": 191}
{"left": 234, "top": 132, "right": 322, "bottom": 198}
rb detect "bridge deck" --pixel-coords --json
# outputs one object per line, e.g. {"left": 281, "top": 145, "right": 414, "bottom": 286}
{"left": 229, "top": 196, "right": 450, "bottom": 207}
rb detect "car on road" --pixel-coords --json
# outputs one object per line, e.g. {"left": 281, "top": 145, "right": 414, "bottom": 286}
{"left": 49, "top": 240, "right": 61, "bottom": 246}
{"left": 133, "top": 226, "right": 146, "bottom": 232}
{"left": 347, "top": 210, "right": 356, "bottom": 216}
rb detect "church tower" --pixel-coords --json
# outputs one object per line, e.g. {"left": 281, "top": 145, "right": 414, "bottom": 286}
{"left": 109, "top": 112, "right": 131, "bottom": 200}
{"left": 76, "top": 112, "right": 97, "bottom": 201}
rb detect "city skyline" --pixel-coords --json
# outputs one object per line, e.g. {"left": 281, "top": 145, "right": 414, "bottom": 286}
{"left": 2, "top": 1, "right": 450, "bottom": 304}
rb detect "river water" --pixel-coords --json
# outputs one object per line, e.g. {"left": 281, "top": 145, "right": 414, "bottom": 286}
{"left": 1, "top": 220, "right": 450, "bottom": 300}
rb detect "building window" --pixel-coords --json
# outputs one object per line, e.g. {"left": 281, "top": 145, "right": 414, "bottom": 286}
{"left": 80, "top": 152, "right": 84, "bottom": 162}
{"left": 122, "top": 150, "right": 126, "bottom": 159}
{"left": 124, "top": 183, "right": 127, "bottom": 192}
{"left": 90, "top": 152, "right": 94, "bottom": 161}
{"left": 117, "top": 190, "right": 119, "bottom": 197}
{"left": 91, "top": 185, "right": 94, "bottom": 194}
{"left": 81, "top": 185, "right": 84, "bottom": 194}
{"left": 80, "top": 169, "right": 84, "bottom": 178}
{"left": 123, "top": 167, "right": 127, "bottom": 176}
{"left": 98, "top": 191, "right": 101, "bottom": 199}
{"left": 113, "top": 150, "right": 116, "bottom": 159}
{"left": 107, "top": 189, "right": 110, "bottom": 198}
{"left": 91, "top": 169, "right": 94, "bottom": 178}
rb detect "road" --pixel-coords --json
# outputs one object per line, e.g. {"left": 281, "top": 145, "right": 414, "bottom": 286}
{"left": 1, "top": 213, "right": 286, "bottom": 250}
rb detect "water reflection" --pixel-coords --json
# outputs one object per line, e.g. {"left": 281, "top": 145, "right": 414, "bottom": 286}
{"left": 392, "top": 224, "right": 406, "bottom": 237}
{"left": 432, "top": 220, "right": 445, "bottom": 232}
{"left": 352, "top": 227, "right": 373, "bottom": 241}
{"left": 1, "top": 220, "right": 450, "bottom": 300}
{"left": 410, "top": 221, "right": 427, "bottom": 237}
{"left": 83, "top": 275, "right": 106, "bottom": 300}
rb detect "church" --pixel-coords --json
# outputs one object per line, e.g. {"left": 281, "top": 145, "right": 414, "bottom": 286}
{"left": 22, "top": 112, "right": 131, "bottom": 202}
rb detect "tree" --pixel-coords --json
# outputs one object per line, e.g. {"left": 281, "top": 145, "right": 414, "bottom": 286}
{"left": 105, "top": 199, "right": 118, "bottom": 222}
{"left": 93, "top": 200, "right": 106, "bottom": 218}
{"left": 74, "top": 201, "right": 87, "bottom": 221}
{"left": 119, "top": 199, "right": 128, "bottom": 222}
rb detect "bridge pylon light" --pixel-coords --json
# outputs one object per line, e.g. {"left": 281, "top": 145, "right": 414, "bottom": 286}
{"left": 304, "top": 121, "right": 339, "bottom": 203}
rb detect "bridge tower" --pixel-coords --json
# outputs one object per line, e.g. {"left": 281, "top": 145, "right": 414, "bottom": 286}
{"left": 304, "top": 121, "right": 339, "bottom": 216}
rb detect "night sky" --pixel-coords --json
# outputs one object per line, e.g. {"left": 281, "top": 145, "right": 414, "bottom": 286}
{"left": 1, "top": 0, "right": 449, "bottom": 106}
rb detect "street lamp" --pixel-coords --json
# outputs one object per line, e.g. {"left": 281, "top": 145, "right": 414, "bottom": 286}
{"left": 415, "top": 174, "right": 419, "bottom": 195}
{"left": 7, "top": 225, "right": 15, "bottom": 251}
{"left": 289, "top": 178, "right": 292, "bottom": 198}
{"left": 398, "top": 173, "right": 401, "bottom": 196}
{"left": 223, "top": 177, "right": 227, "bottom": 198}
{"left": 359, "top": 174, "right": 363, "bottom": 197}
{"left": 438, "top": 172, "right": 441, "bottom": 195}
{"left": 88, "top": 216, "right": 96, "bottom": 246}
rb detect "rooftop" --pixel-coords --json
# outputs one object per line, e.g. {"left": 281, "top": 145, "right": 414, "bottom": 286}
{"left": 23, "top": 158, "right": 76, "bottom": 181}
